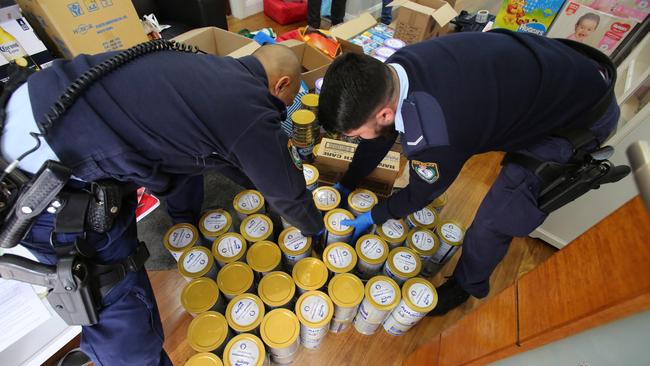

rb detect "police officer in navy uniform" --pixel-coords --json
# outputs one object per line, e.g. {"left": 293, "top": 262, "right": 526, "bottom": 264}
{"left": 1, "top": 44, "right": 323, "bottom": 365}
{"left": 318, "top": 30, "right": 619, "bottom": 315}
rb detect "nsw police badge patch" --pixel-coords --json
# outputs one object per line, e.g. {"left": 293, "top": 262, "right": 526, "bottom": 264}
{"left": 411, "top": 160, "right": 439, "bottom": 184}
{"left": 287, "top": 141, "right": 303, "bottom": 170}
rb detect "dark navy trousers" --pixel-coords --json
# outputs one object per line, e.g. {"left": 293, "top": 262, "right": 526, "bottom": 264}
{"left": 454, "top": 99, "right": 620, "bottom": 297}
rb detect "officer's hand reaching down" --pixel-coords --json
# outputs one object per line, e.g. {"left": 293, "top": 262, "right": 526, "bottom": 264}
{"left": 341, "top": 211, "right": 374, "bottom": 242}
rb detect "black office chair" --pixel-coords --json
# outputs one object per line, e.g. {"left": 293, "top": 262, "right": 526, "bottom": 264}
{"left": 132, "top": 0, "right": 228, "bottom": 39}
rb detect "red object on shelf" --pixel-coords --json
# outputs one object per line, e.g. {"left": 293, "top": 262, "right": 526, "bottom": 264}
{"left": 136, "top": 187, "right": 160, "bottom": 222}
{"left": 264, "top": 0, "right": 307, "bottom": 25}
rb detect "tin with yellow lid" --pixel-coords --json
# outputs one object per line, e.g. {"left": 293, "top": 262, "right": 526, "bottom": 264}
{"left": 347, "top": 189, "right": 378, "bottom": 217}
{"left": 292, "top": 257, "right": 328, "bottom": 295}
{"left": 181, "top": 277, "right": 225, "bottom": 316}
{"left": 295, "top": 290, "right": 334, "bottom": 349}
{"left": 212, "top": 233, "right": 247, "bottom": 268}
{"left": 375, "top": 218, "right": 408, "bottom": 249}
{"left": 322, "top": 242, "right": 357, "bottom": 276}
{"left": 312, "top": 186, "right": 341, "bottom": 213}
{"left": 382, "top": 247, "right": 421, "bottom": 286}
{"left": 199, "top": 209, "right": 233, "bottom": 244}
{"left": 257, "top": 271, "right": 296, "bottom": 310}
{"left": 406, "top": 205, "right": 438, "bottom": 230}
{"left": 278, "top": 227, "right": 312, "bottom": 270}
{"left": 187, "top": 311, "right": 233, "bottom": 355}
{"left": 354, "top": 275, "right": 401, "bottom": 335}
{"left": 406, "top": 228, "right": 440, "bottom": 277}
{"left": 217, "top": 262, "right": 255, "bottom": 300}
{"left": 432, "top": 220, "right": 466, "bottom": 265}
{"left": 226, "top": 293, "right": 265, "bottom": 335}
{"left": 328, "top": 273, "right": 364, "bottom": 322}
{"left": 163, "top": 223, "right": 198, "bottom": 261}
{"left": 300, "top": 93, "right": 319, "bottom": 113}
{"left": 323, "top": 208, "right": 354, "bottom": 246}
{"left": 223, "top": 333, "right": 270, "bottom": 366}
{"left": 355, "top": 234, "right": 389, "bottom": 280}
{"left": 260, "top": 309, "right": 301, "bottom": 363}
{"left": 384, "top": 278, "right": 438, "bottom": 336}
{"left": 302, "top": 163, "right": 319, "bottom": 192}
{"left": 240, "top": 214, "right": 274, "bottom": 244}
{"left": 246, "top": 241, "right": 281, "bottom": 277}
{"left": 184, "top": 353, "right": 223, "bottom": 366}
{"left": 430, "top": 192, "right": 448, "bottom": 213}
{"left": 233, "top": 190, "right": 265, "bottom": 220}
{"left": 178, "top": 246, "right": 218, "bottom": 281}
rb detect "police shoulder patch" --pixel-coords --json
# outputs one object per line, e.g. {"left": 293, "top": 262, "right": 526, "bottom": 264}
{"left": 287, "top": 141, "right": 303, "bottom": 171}
{"left": 411, "top": 160, "right": 440, "bottom": 184}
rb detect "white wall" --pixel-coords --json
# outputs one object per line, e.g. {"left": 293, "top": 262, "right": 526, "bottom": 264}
{"left": 230, "top": 0, "right": 264, "bottom": 20}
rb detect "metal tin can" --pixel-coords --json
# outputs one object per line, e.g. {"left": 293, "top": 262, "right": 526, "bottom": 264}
{"left": 178, "top": 246, "right": 218, "bottom": 281}
{"left": 223, "top": 333, "right": 270, "bottom": 366}
{"left": 323, "top": 208, "right": 354, "bottom": 246}
{"left": 199, "top": 209, "right": 233, "bottom": 245}
{"left": 406, "top": 205, "right": 438, "bottom": 230}
{"left": 217, "top": 262, "right": 255, "bottom": 301}
{"left": 278, "top": 227, "right": 312, "bottom": 271}
{"left": 391, "top": 278, "right": 438, "bottom": 327}
{"left": 329, "top": 317, "right": 353, "bottom": 333}
{"left": 187, "top": 311, "right": 233, "bottom": 355}
{"left": 315, "top": 77, "right": 324, "bottom": 94}
{"left": 295, "top": 290, "right": 334, "bottom": 350}
{"left": 260, "top": 309, "right": 301, "bottom": 364}
{"left": 382, "top": 247, "right": 421, "bottom": 286}
{"left": 382, "top": 312, "right": 413, "bottom": 336}
{"left": 258, "top": 271, "right": 296, "bottom": 310}
{"left": 280, "top": 216, "right": 292, "bottom": 230}
{"left": 430, "top": 192, "right": 448, "bottom": 214}
{"left": 163, "top": 223, "right": 198, "bottom": 261}
{"left": 300, "top": 93, "right": 319, "bottom": 113}
{"left": 384, "top": 38, "right": 406, "bottom": 50}
{"left": 328, "top": 273, "right": 364, "bottom": 321}
{"left": 312, "top": 186, "right": 341, "bottom": 214}
{"left": 355, "top": 275, "right": 400, "bottom": 327}
{"left": 355, "top": 235, "right": 389, "bottom": 280}
{"left": 303, "top": 164, "right": 319, "bottom": 192}
{"left": 406, "top": 228, "right": 439, "bottom": 277}
{"left": 291, "top": 110, "right": 319, "bottom": 162}
{"left": 246, "top": 240, "right": 281, "bottom": 277}
{"left": 347, "top": 189, "right": 378, "bottom": 217}
{"left": 323, "top": 242, "right": 357, "bottom": 275}
{"left": 181, "top": 277, "right": 226, "bottom": 316}
{"left": 432, "top": 220, "right": 466, "bottom": 265}
{"left": 212, "top": 233, "right": 247, "bottom": 268}
{"left": 226, "top": 293, "right": 265, "bottom": 335}
{"left": 375, "top": 219, "right": 408, "bottom": 249}
{"left": 240, "top": 214, "right": 274, "bottom": 244}
{"left": 233, "top": 190, "right": 265, "bottom": 220}
{"left": 184, "top": 353, "right": 223, "bottom": 366}
{"left": 353, "top": 316, "right": 383, "bottom": 336}
{"left": 292, "top": 257, "right": 328, "bottom": 295}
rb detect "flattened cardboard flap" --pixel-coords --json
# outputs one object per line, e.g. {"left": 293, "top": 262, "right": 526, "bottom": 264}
{"left": 388, "top": 0, "right": 457, "bottom": 26}
{"left": 331, "top": 12, "right": 377, "bottom": 40}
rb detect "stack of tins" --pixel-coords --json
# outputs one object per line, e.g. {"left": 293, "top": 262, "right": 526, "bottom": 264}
{"left": 383, "top": 278, "right": 437, "bottom": 336}
{"left": 327, "top": 273, "right": 364, "bottom": 333}
{"left": 233, "top": 190, "right": 265, "bottom": 220}
{"left": 354, "top": 276, "right": 400, "bottom": 335}
{"left": 347, "top": 189, "right": 378, "bottom": 217}
{"left": 354, "top": 235, "right": 389, "bottom": 280}
{"left": 291, "top": 109, "right": 319, "bottom": 162}
{"left": 278, "top": 227, "right": 312, "bottom": 271}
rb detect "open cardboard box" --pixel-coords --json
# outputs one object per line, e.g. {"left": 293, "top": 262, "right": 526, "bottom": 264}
{"left": 387, "top": 0, "right": 457, "bottom": 44}
{"left": 279, "top": 39, "right": 333, "bottom": 89}
{"left": 330, "top": 12, "right": 381, "bottom": 55}
{"left": 172, "top": 27, "right": 260, "bottom": 58}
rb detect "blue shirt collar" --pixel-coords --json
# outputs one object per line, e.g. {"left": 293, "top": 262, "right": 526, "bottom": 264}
{"left": 389, "top": 63, "right": 409, "bottom": 134}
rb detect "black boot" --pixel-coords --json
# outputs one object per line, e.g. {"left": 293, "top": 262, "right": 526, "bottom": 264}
{"left": 427, "top": 277, "right": 470, "bottom": 316}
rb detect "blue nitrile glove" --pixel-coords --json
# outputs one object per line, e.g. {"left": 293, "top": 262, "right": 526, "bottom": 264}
{"left": 342, "top": 211, "right": 374, "bottom": 243}
{"left": 253, "top": 31, "right": 276, "bottom": 45}
{"left": 333, "top": 182, "right": 352, "bottom": 207}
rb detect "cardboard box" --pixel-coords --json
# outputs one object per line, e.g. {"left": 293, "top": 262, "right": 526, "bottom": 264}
{"left": 0, "top": 17, "right": 55, "bottom": 83}
{"left": 172, "top": 27, "right": 260, "bottom": 58}
{"left": 331, "top": 12, "right": 382, "bottom": 55}
{"left": 387, "top": 0, "right": 457, "bottom": 44}
{"left": 280, "top": 39, "right": 333, "bottom": 89}
{"left": 494, "top": 0, "right": 565, "bottom": 35}
{"left": 17, "top": 0, "right": 148, "bottom": 58}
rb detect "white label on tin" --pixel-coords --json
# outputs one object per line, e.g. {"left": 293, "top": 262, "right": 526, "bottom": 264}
{"left": 284, "top": 228, "right": 309, "bottom": 252}
{"left": 350, "top": 192, "right": 374, "bottom": 209}
{"left": 169, "top": 227, "right": 194, "bottom": 248}
{"left": 183, "top": 250, "right": 209, "bottom": 273}
{"left": 315, "top": 189, "right": 337, "bottom": 208}
{"left": 301, "top": 295, "right": 329, "bottom": 323}
{"left": 328, "top": 212, "right": 350, "bottom": 233}
{"left": 361, "top": 238, "right": 385, "bottom": 260}
{"left": 327, "top": 247, "right": 353, "bottom": 269}
{"left": 237, "top": 192, "right": 262, "bottom": 212}
{"left": 303, "top": 166, "right": 315, "bottom": 182}
{"left": 217, "top": 236, "right": 244, "bottom": 258}
{"left": 382, "top": 219, "right": 405, "bottom": 239}
{"left": 245, "top": 217, "right": 270, "bottom": 239}
{"left": 228, "top": 339, "right": 260, "bottom": 365}
{"left": 408, "top": 283, "right": 434, "bottom": 308}
{"left": 412, "top": 207, "right": 435, "bottom": 226}
{"left": 440, "top": 223, "right": 463, "bottom": 242}
{"left": 231, "top": 298, "right": 260, "bottom": 327}
{"left": 203, "top": 212, "right": 227, "bottom": 233}
{"left": 370, "top": 280, "right": 396, "bottom": 305}
{"left": 412, "top": 230, "right": 435, "bottom": 251}
{"left": 393, "top": 251, "right": 417, "bottom": 274}
{"left": 385, "top": 38, "right": 405, "bottom": 49}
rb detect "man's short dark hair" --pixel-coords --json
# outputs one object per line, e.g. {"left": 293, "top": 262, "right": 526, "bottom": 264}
{"left": 318, "top": 53, "right": 394, "bottom": 133}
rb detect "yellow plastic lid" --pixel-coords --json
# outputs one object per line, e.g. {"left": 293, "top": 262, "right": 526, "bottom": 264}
{"left": 217, "top": 262, "right": 254, "bottom": 297}
{"left": 291, "top": 109, "right": 316, "bottom": 126}
{"left": 303, "top": 164, "right": 319, "bottom": 186}
{"left": 199, "top": 209, "right": 232, "bottom": 238}
{"left": 184, "top": 353, "right": 223, "bottom": 366}
{"left": 386, "top": 247, "right": 421, "bottom": 279}
{"left": 178, "top": 247, "right": 215, "bottom": 278}
{"left": 278, "top": 227, "right": 312, "bottom": 256}
{"left": 223, "top": 334, "right": 266, "bottom": 366}
{"left": 312, "top": 186, "right": 341, "bottom": 211}
{"left": 260, "top": 309, "right": 300, "bottom": 349}
{"left": 187, "top": 311, "right": 229, "bottom": 353}
{"left": 431, "top": 193, "right": 448, "bottom": 209}
{"left": 407, "top": 205, "right": 438, "bottom": 229}
{"left": 163, "top": 223, "right": 198, "bottom": 253}
{"left": 322, "top": 242, "right": 357, "bottom": 274}
{"left": 258, "top": 271, "right": 296, "bottom": 308}
{"left": 406, "top": 228, "right": 439, "bottom": 257}
{"left": 295, "top": 290, "right": 334, "bottom": 328}
{"left": 402, "top": 278, "right": 438, "bottom": 313}
{"left": 301, "top": 93, "right": 319, "bottom": 109}
{"left": 347, "top": 189, "right": 378, "bottom": 214}
{"left": 437, "top": 220, "right": 466, "bottom": 246}
{"left": 14, "top": 57, "right": 28, "bottom": 67}
{"left": 355, "top": 234, "right": 389, "bottom": 265}
{"left": 240, "top": 214, "right": 273, "bottom": 243}
{"left": 225, "top": 293, "right": 265, "bottom": 333}
{"left": 292, "top": 257, "right": 328, "bottom": 291}
{"left": 212, "top": 233, "right": 247, "bottom": 264}
{"left": 376, "top": 218, "right": 408, "bottom": 244}
{"left": 233, "top": 190, "right": 265, "bottom": 215}
{"left": 328, "top": 273, "right": 364, "bottom": 308}
{"left": 246, "top": 241, "right": 281, "bottom": 273}
{"left": 364, "top": 275, "right": 401, "bottom": 311}
{"left": 181, "top": 277, "right": 220, "bottom": 314}
{"left": 323, "top": 208, "right": 354, "bottom": 236}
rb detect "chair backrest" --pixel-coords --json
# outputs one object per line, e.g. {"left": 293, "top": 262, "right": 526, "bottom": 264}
{"left": 131, "top": 0, "right": 159, "bottom": 18}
